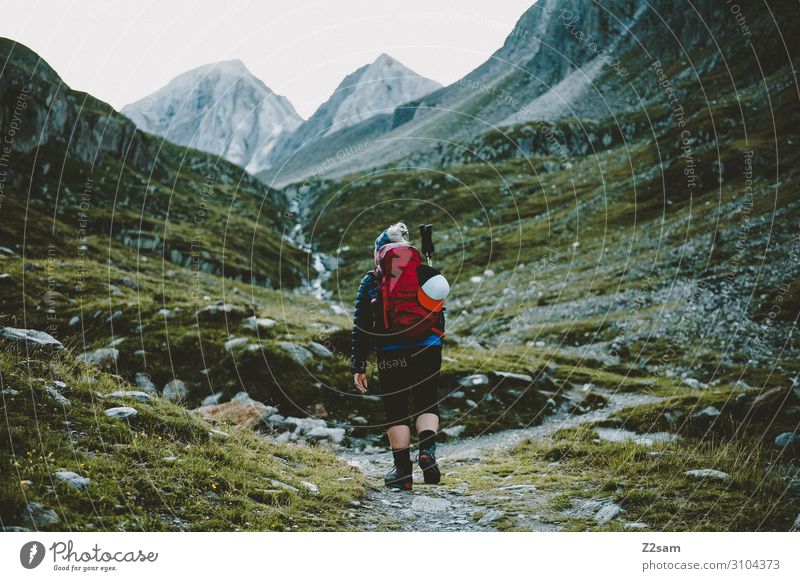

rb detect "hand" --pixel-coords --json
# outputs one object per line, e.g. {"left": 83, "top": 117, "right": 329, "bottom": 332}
{"left": 353, "top": 373, "right": 368, "bottom": 394}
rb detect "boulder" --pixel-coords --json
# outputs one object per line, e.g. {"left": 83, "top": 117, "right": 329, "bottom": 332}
{"left": 76, "top": 348, "right": 119, "bottom": 369}
{"left": 595, "top": 503, "right": 624, "bottom": 523}
{"left": 284, "top": 416, "right": 328, "bottom": 433}
{"left": 231, "top": 391, "right": 256, "bottom": 403}
{"left": 774, "top": 432, "right": 799, "bottom": 449}
{"left": 684, "top": 469, "right": 729, "bottom": 480}
{"left": 478, "top": 509, "right": 505, "bottom": 525}
{"left": 243, "top": 316, "right": 277, "bottom": 331}
{"left": 458, "top": 374, "right": 489, "bottom": 388}
{"left": 44, "top": 385, "right": 71, "bottom": 407}
{"left": 162, "top": 379, "right": 188, "bottom": 403}
{"left": 0, "top": 327, "right": 64, "bottom": 352}
{"left": 307, "top": 341, "right": 334, "bottom": 359}
{"left": 108, "top": 391, "right": 152, "bottom": 403}
{"left": 224, "top": 337, "right": 249, "bottom": 352}
{"left": 194, "top": 400, "right": 278, "bottom": 428}
{"left": 306, "top": 426, "right": 346, "bottom": 444}
{"left": 21, "top": 502, "right": 59, "bottom": 527}
{"left": 278, "top": 341, "right": 313, "bottom": 365}
{"left": 55, "top": 470, "right": 91, "bottom": 490}
{"left": 201, "top": 392, "right": 223, "bottom": 407}
{"left": 105, "top": 406, "right": 138, "bottom": 419}
{"left": 134, "top": 373, "right": 157, "bottom": 393}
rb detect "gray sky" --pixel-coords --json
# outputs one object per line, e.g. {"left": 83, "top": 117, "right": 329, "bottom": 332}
{"left": 0, "top": 0, "right": 534, "bottom": 118}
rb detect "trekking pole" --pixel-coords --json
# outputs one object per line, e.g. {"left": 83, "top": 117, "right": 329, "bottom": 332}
{"left": 419, "top": 224, "right": 434, "bottom": 266}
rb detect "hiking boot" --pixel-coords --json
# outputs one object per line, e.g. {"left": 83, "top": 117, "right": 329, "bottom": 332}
{"left": 384, "top": 466, "right": 413, "bottom": 490}
{"left": 417, "top": 447, "right": 441, "bottom": 484}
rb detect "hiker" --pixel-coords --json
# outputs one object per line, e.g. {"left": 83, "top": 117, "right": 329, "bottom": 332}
{"left": 350, "top": 222, "right": 450, "bottom": 490}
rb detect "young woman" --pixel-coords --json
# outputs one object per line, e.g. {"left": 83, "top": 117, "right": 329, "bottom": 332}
{"left": 350, "top": 222, "right": 445, "bottom": 490}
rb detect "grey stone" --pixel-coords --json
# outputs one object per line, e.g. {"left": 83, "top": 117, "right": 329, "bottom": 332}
{"left": 791, "top": 514, "right": 800, "bottom": 532}
{"left": 68, "top": 315, "right": 81, "bottom": 327}
{"left": 458, "top": 374, "right": 489, "bottom": 387}
{"left": 108, "top": 391, "right": 152, "bottom": 403}
{"left": 306, "top": 426, "right": 345, "bottom": 443}
{"left": 442, "top": 425, "right": 466, "bottom": 438}
{"left": 684, "top": 469, "right": 729, "bottom": 480}
{"left": 692, "top": 406, "right": 721, "bottom": 419}
{"left": 307, "top": 341, "right": 334, "bottom": 359}
{"left": 683, "top": 377, "right": 705, "bottom": 389}
{"left": 491, "top": 371, "right": 533, "bottom": 383}
{"left": 76, "top": 348, "right": 119, "bottom": 369}
{"left": 299, "top": 481, "right": 320, "bottom": 495}
{"left": 1, "top": 388, "right": 20, "bottom": 397}
{"left": 350, "top": 416, "right": 368, "bottom": 425}
{"left": 774, "top": 432, "right": 799, "bottom": 448}
{"left": 501, "top": 484, "right": 538, "bottom": 491}
{"left": 224, "top": 337, "right": 249, "bottom": 352}
{"left": 278, "top": 341, "right": 313, "bottom": 365}
{"left": 163, "top": 379, "right": 188, "bottom": 403}
{"left": 595, "top": 503, "right": 624, "bottom": 522}
{"left": 0, "top": 327, "right": 64, "bottom": 352}
{"left": 55, "top": 470, "right": 91, "bottom": 490}
{"left": 478, "top": 509, "right": 505, "bottom": 525}
{"left": 44, "top": 385, "right": 71, "bottom": 407}
{"left": 243, "top": 315, "right": 276, "bottom": 331}
{"left": 21, "top": 502, "right": 59, "bottom": 527}
{"left": 134, "top": 372, "right": 157, "bottom": 393}
{"left": 201, "top": 392, "right": 223, "bottom": 406}
{"left": 270, "top": 479, "right": 299, "bottom": 493}
{"left": 104, "top": 406, "right": 138, "bottom": 419}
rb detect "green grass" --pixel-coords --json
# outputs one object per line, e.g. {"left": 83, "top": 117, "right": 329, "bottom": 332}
{"left": 0, "top": 348, "right": 365, "bottom": 531}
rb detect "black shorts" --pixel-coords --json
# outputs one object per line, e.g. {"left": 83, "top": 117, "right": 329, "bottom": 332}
{"left": 377, "top": 345, "right": 442, "bottom": 427}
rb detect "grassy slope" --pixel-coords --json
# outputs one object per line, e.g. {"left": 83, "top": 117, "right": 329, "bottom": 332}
{"left": 0, "top": 348, "right": 364, "bottom": 531}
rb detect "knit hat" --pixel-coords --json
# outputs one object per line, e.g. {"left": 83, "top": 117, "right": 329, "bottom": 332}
{"left": 374, "top": 222, "right": 409, "bottom": 251}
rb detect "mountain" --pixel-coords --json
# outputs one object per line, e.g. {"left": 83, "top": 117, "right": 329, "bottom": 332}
{"left": 122, "top": 59, "right": 302, "bottom": 174}
{"left": 0, "top": 38, "right": 306, "bottom": 287}
{"left": 259, "top": 53, "right": 441, "bottom": 182}
{"left": 259, "top": 0, "right": 799, "bottom": 186}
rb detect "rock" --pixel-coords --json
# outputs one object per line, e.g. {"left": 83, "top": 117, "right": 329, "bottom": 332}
{"left": 108, "top": 391, "right": 152, "bottom": 403}
{"left": 478, "top": 509, "right": 505, "bottom": 525}
{"left": 443, "top": 425, "right": 467, "bottom": 438}
{"left": 201, "top": 392, "right": 223, "bottom": 406}
{"left": 595, "top": 503, "right": 624, "bottom": 522}
{"left": 224, "top": 337, "right": 249, "bottom": 352}
{"left": 209, "top": 429, "right": 230, "bottom": 439}
{"left": 162, "top": 379, "right": 188, "bottom": 403}
{"left": 309, "top": 403, "right": 328, "bottom": 417}
{"left": 284, "top": 416, "right": 327, "bottom": 433}
{"left": 347, "top": 500, "right": 362, "bottom": 508}
{"left": 156, "top": 308, "right": 174, "bottom": 319}
{"left": 458, "top": 374, "right": 489, "bottom": 387}
{"left": 307, "top": 341, "right": 334, "bottom": 359}
{"left": 411, "top": 496, "right": 451, "bottom": 513}
{"left": 684, "top": 469, "right": 729, "bottom": 480}
{"left": 68, "top": 315, "right": 81, "bottom": 327}
{"left": 1, "top": 388, "right": 20, "bottom": 397}
{"left": 2, "top": 526, "right": 31, "bottom": 532}
{"left": 278, "top": 341, "right": 313, "bottom": 365}
{"left": 231, "top": 391, "right": 257, "bottom": 403}
{"left": 449, "top": 390, "right": 465, "bottom": 399}
{"left": 267, "top": 413, "right": 285, "bottom": 423}
{"left": 682, "top": 377, "right": 705, "bottom": 389}
{"left": 306, "top": 426, "right": 346, "bottom": 444}
{"left": 76, "top": 348, "right": 119, "bottom": 369}
{"left": 501, "top": 484, "right": 537, "bottom": 491}
{"left": 791, "top": 514, "right": 800, "bottom": 532}
{"left": 134, "top": 373, "right": 157, "bottom": 393}
{"left": 748, "top": 386, "right": 796, "bottom": 416}
{"left": 299, "top": 481, "right": 320, "bottom": 495}
{"left": 21, "top": 502, "right": 59, "bottom": 527}
{"left": 194, "top": 400, "right": 278, "bottom": 428}
{"left": 491, "top": 371, "right": 533, "bottom": 383}
{"left": 44, "top": 385, "right": 71, "bottom": 407}
{"left": 270, "top": 480, "right": 299, "bottom": 493}
{"left": 774, "top": 432, "right": 799, "bottom": 448}
{"left": 0, "top": 327, "right": 64, "bottom": 352}
{"left": 198, "top": 303, "right": 242, "bottom": 319}
{"left": 0, "top": 246, "right": 15, "bottom": 256}
{"left": 466, "top": 399, "right": 478, "bottom": 408}
{"left": 105, "top": 310, "right": 123, "bottom": 323}
{"left": 55, "top": 470, "right": 91, "bottom": 490}
{"left": 122, "top": 276, "right": 140, "bottom": 289}
{"left": 243, "top": 316, "right": 277, "bottom": 331}
{"left": 692, "top": 406, "right": 720, "bottom": 419}
{"left": 350, "top": 416, "right": 368, "bottom": 425}
{"left": 104, "top": 406, "right": 138, "bottom": 419}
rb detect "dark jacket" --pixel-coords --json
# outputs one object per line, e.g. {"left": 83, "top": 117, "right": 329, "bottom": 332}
{"left": 349, "top": 271, "right": 445, "bottom": 374}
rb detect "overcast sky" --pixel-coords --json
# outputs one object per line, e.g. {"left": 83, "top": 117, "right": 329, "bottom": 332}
{"left": 0, "top": 0, "right": 534, "bottom": 118}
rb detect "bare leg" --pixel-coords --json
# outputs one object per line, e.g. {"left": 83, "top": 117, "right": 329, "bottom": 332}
{"left": 416, "top": 412, "right": 439, "bottom": 434}
{"left": 387, "top": 424, "right": 411, "bottom": 449}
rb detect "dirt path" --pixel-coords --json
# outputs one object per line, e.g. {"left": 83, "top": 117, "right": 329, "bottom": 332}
{"left": 339, "top": 389, "right": 663, "bottom": 531}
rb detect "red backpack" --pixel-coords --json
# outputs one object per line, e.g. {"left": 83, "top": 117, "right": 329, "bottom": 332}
{"left": 373, "top": 242, "right": 443, "bottom": 342}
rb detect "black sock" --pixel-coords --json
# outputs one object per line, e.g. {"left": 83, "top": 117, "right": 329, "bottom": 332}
{"left": 392, "top": 447, "right": 412, "bottom": 472}
{"left": 419, "top": 430, "right": 436, "bottom": 452}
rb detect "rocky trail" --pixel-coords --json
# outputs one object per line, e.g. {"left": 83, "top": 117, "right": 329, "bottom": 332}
{"left": 338, "top": 389, "right": 664, "bottom": 531}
